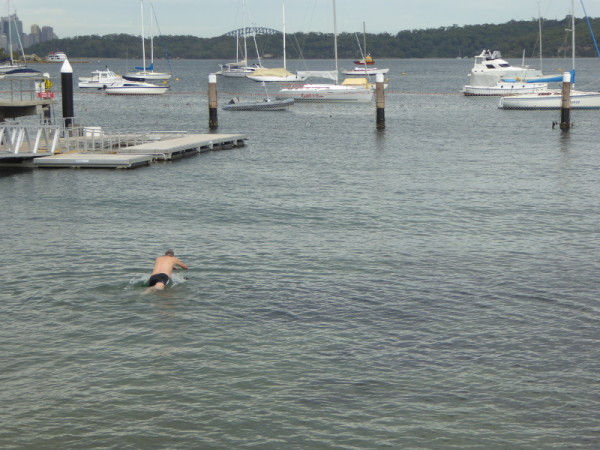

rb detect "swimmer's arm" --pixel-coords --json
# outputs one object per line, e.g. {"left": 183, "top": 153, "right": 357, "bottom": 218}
{"left": 174, "top": 258, "right": 189, "bottom": 270}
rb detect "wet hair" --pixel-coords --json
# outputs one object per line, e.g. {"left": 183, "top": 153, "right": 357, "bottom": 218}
{"left": 165, "top": 249, "right": 175, "bottom": 256}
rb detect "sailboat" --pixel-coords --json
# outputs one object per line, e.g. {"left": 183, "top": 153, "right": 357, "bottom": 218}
{"left": 125, "top": 0, "right": 172, "bottom": 82}
{"left": 0, "top": 1, "right": 27, "bottom": 74}
{"left": 276, "top": 0, "right": 373, "bottom": 102}
{"left": 218, "top": 0, "right": 263, "bottom": 77}
{"left": 246, "top": 0, "right": 307, "bottom": 82}
{"left": 498, "top": 0, "right": 600, "bottom": 110}
{"left": 218, "top": 30, "right": 263, "bottom": 77}
{"left": 342, "top": 22, "right": 389, "bottom": 76}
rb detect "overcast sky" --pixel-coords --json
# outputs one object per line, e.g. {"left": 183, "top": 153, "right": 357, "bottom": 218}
{"left": 12, "top": 0, "right": 600, "bottom": 39}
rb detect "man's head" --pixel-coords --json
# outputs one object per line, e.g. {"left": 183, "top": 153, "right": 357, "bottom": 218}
{"left": 165, "top": 249, "right": 175, "bottom": 256}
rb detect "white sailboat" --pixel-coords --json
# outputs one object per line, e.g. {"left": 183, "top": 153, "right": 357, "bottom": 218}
{"left": 218, "top": 30, "right": 263, "bottom": 77}
{"left": 218, "top": 1, "right": 263, "bottom": 77}
{"left": 276, "top": 0, "right": 373, "bottom": 103}
{"left": 246, "top": 0, "right": 307, "bottom": 82}
{"left": 0, "top": 1, "right": 26, "bottom": 73}
{"left": 498, "top": 0, "right": 600, "bottom": 110}
{"left": 125, "top": 0, "right": 172, "bottom": 82}
{"left": 341, "top": 22, "right": 389, "bottom": 76}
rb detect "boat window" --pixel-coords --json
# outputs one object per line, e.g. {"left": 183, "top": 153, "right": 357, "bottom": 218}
{"left": 499, "top": 63, "right": 510, "bottom": 68}
{"left": 485, "top": 65, "right": 495, "bottom": 69}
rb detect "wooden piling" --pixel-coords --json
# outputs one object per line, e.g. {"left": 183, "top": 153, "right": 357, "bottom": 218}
{"left": 208, "top": 73, "right": 218, "bottom": 130}
{"left": 560, "top": 71, "right": 571, "bottom": 131}
{"left": 60, "top": 59, "right": 74, "bottom": 128}
{"left": 375, "top": 73, "right": 385, "bottom": 130}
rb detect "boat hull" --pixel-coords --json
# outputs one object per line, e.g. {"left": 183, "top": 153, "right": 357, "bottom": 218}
{"left": 104, "top": 83, "right": 169, "bottom": 95}
{"left": 277, "top": 84, "right": 373, "bottom": 102}
{"left": 125, "top": 71, "right": 172, "bottom": 81}
{"left": 0, "top": 63, "right": 26, "bottom": 73}
{"left": 4, "top": 68, "right": 41, "bottom": 78}
{"left": 464, "top": 82, "right": 548, "bottom": 96}
{"left": 498, "top": 90, "right": 600, "bottom": 109}
{"left": 341, "top": 67, "right": 389, "bottom": 76}
{"left": 222, "top": 97, "right": 294, "bottom": 111}
{"left": 246, "top": 74, "right": 307, "bottom": 82}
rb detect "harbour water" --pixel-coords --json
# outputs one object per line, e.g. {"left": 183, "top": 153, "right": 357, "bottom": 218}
{"left": 1, "top": 58, "right": 599, "bottom": 448}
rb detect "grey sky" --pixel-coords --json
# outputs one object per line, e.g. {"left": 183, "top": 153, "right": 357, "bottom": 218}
{"left": 12, "top": 0, "right": 598, "bottom": 39}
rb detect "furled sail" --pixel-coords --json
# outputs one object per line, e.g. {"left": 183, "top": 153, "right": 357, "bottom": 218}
{"left": 296, "top": 70, "right": 337, "bottom": 81}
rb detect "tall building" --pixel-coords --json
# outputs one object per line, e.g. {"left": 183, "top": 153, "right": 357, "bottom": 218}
{"left": 30, "top": 24, "right": 40, "bottom": 45}
{"left": 0, "top": 13, "right": 57, "bottom": 53}
{"left": 0, "top": 13, "right": 20, "bottom": 52}
{"left": 41, "top": 26, "right": 56, "bottom": 42}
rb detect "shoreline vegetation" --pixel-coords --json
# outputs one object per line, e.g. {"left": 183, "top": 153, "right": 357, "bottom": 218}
{"left": 20, "top": 16, "right": 600, "bottom": 61}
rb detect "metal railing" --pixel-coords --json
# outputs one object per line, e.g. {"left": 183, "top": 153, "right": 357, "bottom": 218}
{"left": 0, "top": 122, "right": 189, "bottom": 155}
{"left": 0, "top": 78, "right": 53, "bottom": 102}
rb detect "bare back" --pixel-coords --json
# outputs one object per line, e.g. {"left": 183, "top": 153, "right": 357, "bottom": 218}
{"left": 152, "top": 255, "right": 188, "bottom": 276}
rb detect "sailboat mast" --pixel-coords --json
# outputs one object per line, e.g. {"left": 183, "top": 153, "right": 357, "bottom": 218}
{"left": 140, "top": 0, "right": 146, "bottom": 71}
{"left": 7, "top": 0, "right": 12, "bottom": 64}
{"left": 571, "top": 0, "right": 575, "bottom": 71}
{"left": 333, "top": 0, "right": 338, "bottom": 83}
{"left": 282, "top": 0, "right": 286, "bottom": 70}
{"left": 149, "top": 3, "right": 154, "bottom": 67}
{"left": 242, "top": 0, "right": 248, "bottom": 64}
{"left": 537, "top": 1, "right": 543, "bottom": 72}
{"left": 363, "top": 22, "right": 367, "bottom": 56}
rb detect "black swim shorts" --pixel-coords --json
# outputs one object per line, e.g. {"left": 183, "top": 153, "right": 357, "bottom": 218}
{"left": 148, "top": 273, "right": 170, "bottom": 287}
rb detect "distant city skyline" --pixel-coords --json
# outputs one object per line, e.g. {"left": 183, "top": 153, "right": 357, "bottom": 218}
{"left": 0, "top": 12, "right": 56, "bottom": 54}
{"left": 4, "top": 1, "right": 600, "bottom": 41}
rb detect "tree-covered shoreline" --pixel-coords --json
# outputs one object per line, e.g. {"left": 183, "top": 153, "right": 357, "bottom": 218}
{"left": 21, "top": 16, "right": 600, "bottom": 61}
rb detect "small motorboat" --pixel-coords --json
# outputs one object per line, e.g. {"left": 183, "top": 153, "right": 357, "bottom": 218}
{"left": 78, "top": 68, "right": 121, "bottom": 88}
{"left": 46, "top": 51, "right": 67, "bottom": 62}
{"left": 353, "top": 54, "right": 374, "bottom": 65}
{"left": 222, "top": 96, "right": 294, "bottom": 111}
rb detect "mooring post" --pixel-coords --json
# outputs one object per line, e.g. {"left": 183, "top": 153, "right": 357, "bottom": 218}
{"left": 560, "top": 71, "right": 571, "bottom": 131}
{"left": 60, "top": 59, "right": 74, "bottom": 128}
{"left": 208, "top": 73, "right": 218, "bottom": 130}
{"left": 375, "top": 72, "right": 385, "bottom": 130}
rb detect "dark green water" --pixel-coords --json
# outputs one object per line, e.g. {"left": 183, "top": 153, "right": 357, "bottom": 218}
{"left": 1, "top": 58, "right": 598, "bottom": 448}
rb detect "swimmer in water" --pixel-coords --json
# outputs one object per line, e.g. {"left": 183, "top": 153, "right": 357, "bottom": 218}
{"left": 146, "top": 249, "right": 189, "bottom": 291}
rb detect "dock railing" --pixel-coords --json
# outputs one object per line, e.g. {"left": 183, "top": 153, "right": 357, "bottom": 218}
{"left": 0, "top": 121, "right": 189, "bottom": 155}
{"left": 0, "top": 77, "right": 55, "bottom": 102}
